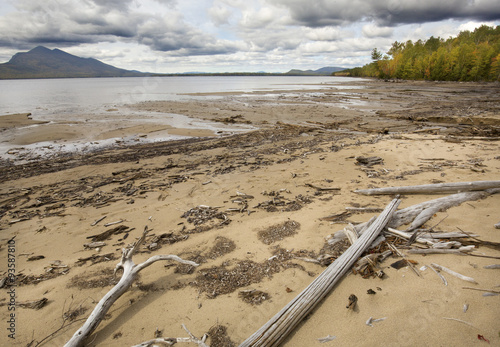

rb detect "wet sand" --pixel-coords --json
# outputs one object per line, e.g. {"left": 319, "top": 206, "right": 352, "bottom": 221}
{"left": 0, "top": 79, "right": 499, "bottom": 346}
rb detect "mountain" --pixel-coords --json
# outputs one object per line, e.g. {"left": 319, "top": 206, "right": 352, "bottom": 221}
{"left": 0, "top": 46, "right": 147, "bottom": 79}
{"left": 285, "top": 66, "right": 346, "bottom": 75}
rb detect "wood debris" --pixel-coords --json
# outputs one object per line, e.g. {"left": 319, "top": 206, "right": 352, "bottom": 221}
{"left": 239, "top": 289, "right": 271, "bottom": 305}
{"left": 86, "top": 225, "right": 130, "bottom": 242}
{"left": 366, "top": 317, "right": 387, "bottom": 327}
{"left": 355, "top": 156, "right": 384, "bottom": 167}
{"left": 0, "top": 297, "right": 49, "bottom": 310}
{"left": 18, "top": 298, "right": 49, "bottom": 310}
{"left": 76, "top": 253, "right": 116, "bottom": 266}
{"left": 317, "top": 335, "right": 336, "bottom": 343}
{"left": 181, "top": 205, "right": 230, "bottom": 229}
{"left": 430, "top": 263, "right": 477, "bottom": 284}
{"left": 305, "top": 183, "right": 341, "bottom": 191}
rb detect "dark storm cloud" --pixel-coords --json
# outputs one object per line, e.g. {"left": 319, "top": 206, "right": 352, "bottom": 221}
{"left": 271, "top": 0, "right": 500, "bottom": 27}
{"left": 0, "top": 0, "right": 138, "bottom": 47}
{"left": 0, "top": 0, "right": 237, "bottom": 55}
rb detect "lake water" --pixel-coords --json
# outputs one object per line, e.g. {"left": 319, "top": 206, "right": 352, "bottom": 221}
{"left": 0, "top": 76, "right": 355, "bottom": 116}
{"left": 0, "top": 76, "right": 363, "bottom": 161}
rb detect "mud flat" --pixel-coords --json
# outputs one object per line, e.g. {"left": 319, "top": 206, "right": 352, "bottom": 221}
{"left": 0, "top": 80, "right": 499, "bottom": 346}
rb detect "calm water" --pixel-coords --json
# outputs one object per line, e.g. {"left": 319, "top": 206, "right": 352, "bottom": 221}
{"left": 0, "top": 76, "right": 354, "bottom": 117}
{"left": 0, "top": 76, "right": 363, "bottom": 161}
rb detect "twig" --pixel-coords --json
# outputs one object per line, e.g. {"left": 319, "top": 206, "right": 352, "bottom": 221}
{"left": 103, "top": 219, "right": 124, "bottom": 227}
{"left": 90, "top": 216, "right": 107, "bottom": 226}
{"left": 467, "top": 253, "right": 500, "bottom": 260}
{"left": 430, "top": 263, "right": 477, "bottom": 284}
{"left": 34, "top": 317, "right": 87, "bottom": 347}
{"left": 457, "top": 227, "right": 500, "bottom": 251}
{"left": 462, "top": 286, "right": 500, "bottom": 294}
{"left": 305, "top": 183, "right": 341, "bottom": 191}
{"left": 408, "top": 249, "right": 467, "bottom": 255}
{"left": 387, "top": 243, "right": 421, "bottom": 277}
{"left": 442, "top": 317, "right": 478, "bottom": 329}
{"left": 428, "top": 264, "right": 447, "bottom": 285}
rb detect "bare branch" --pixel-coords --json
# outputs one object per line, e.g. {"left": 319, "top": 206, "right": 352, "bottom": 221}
{"left": 64, "top": 227, "right": 199, "bottom": 347}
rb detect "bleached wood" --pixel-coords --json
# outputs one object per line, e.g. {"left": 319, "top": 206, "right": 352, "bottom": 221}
{"left": 386, "top": 227, "right": 434, "bottom": 246}
{"left": 132, "top": 324, "right": 209, "bottom": 347}
{"left": 65, "top": 227, "right": 198, "bottom": 347}
{"left": 354, "top": 181, "right": 500, "bottom": 196}
{"left": 239, "top": 198, "right": 400, "bottom": 347}
{"left": 417, "top": 232, "right": 478, "bottom": 239}
{"left": 388, "top": 189, "right": 499, "bottom": 229}
{"left": 430, "top": 263, "right": 477, "bottom": 284}
{"left": 408, "top": 249, "right": 468, "bottom": 255}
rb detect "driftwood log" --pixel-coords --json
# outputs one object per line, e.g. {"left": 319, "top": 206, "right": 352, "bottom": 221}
{"left": 335, "top": 189, "right": 499, "bottom": 238}
{"left": 388, "top": 189, "right": 500, "bottom": 231}
{"left": 65, "top": 227, "right": 199, "bottom": 347}
{"left": 239, "top": 198, "right": 401, "bottom": 347}
{"left": 354, "top": 180, "right": 500, "bottom": 196}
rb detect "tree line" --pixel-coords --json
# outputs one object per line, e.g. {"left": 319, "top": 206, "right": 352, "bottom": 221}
{"left": 338, "top": 25, "right": 500, "bottom": 81}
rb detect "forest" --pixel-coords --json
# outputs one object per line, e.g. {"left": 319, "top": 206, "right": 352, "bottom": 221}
{"left": 339, "top": 25, "right": 500, "bottom": 81}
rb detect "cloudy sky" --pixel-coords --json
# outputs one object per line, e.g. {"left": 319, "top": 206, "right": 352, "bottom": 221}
{"left": 0, "top": 0, "right": 499, "bottom": 73}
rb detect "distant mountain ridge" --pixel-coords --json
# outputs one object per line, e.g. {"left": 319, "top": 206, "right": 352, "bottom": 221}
{"left": 285, "top": 66, "right": 346, "bottom": 75}
{"left": 0, "top": 46, "right": 146, "bottom": 79}
{"left": 0, "top": 46, "right": 347, "bottom": 79}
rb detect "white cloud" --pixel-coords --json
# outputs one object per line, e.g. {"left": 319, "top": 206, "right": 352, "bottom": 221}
{"left": 0, "top": 0, "right": 499, "bottom": 72}
{"left": 305, "top": 27, "right": 348, "bottom": 41}
{"left": 209, "top": 4, "right": 233, "bottom": 26}
{"left": 362, "top": 24, "right": 394, "bottom": 38}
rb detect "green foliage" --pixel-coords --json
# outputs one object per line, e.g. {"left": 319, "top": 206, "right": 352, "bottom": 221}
{"left": 371, "top": 48, "right": 383, "bottom": 61}
{"left": 337, "top": 25, "right": 500, "bottom": 81}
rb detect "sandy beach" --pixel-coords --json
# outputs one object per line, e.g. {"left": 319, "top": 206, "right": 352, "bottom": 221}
{"left": 1, "top": 79, "right": 499, "bottom": 346}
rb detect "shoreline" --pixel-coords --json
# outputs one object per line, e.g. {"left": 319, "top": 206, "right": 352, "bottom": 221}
{"left": 1, "top": 79, "right": 499, "bottom": 346}
{"left": 2, "top": 78, "right": 499, "bottom": 165}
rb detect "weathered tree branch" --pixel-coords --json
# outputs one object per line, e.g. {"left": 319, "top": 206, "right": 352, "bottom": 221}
{"left": 388, "top": 189, "right": 500, "bottom": 231}
{"left": 354, "top": 181, "right": 500, "bottom": 196}
{"left": 65, "top": 227, "right": 199, "bottom": 347}
{"left": 239, "top": 198, "right": 400, "bottom": 347}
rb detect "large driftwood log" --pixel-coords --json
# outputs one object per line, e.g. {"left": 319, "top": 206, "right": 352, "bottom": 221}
{"left": 354, "top": 181, "right": 500, "bottom": 196}
{"left": 239, "top": 198, "right": 401, "bottom": 347}
{"left": 388, "top": 189, "right": 500, "bottom": 231}
{"left": 332, "top": 189, "right": 498, "bottom": 238}
{"left": 65, "top": 227, "right": 199, "bottom": 347}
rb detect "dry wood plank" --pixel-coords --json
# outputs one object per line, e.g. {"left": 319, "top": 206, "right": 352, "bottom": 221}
{"left": 239, "top": 198, "right": 400, "bottom": 347}
{"left": 354, "top": 180, "right": 500, "bottom": 196}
